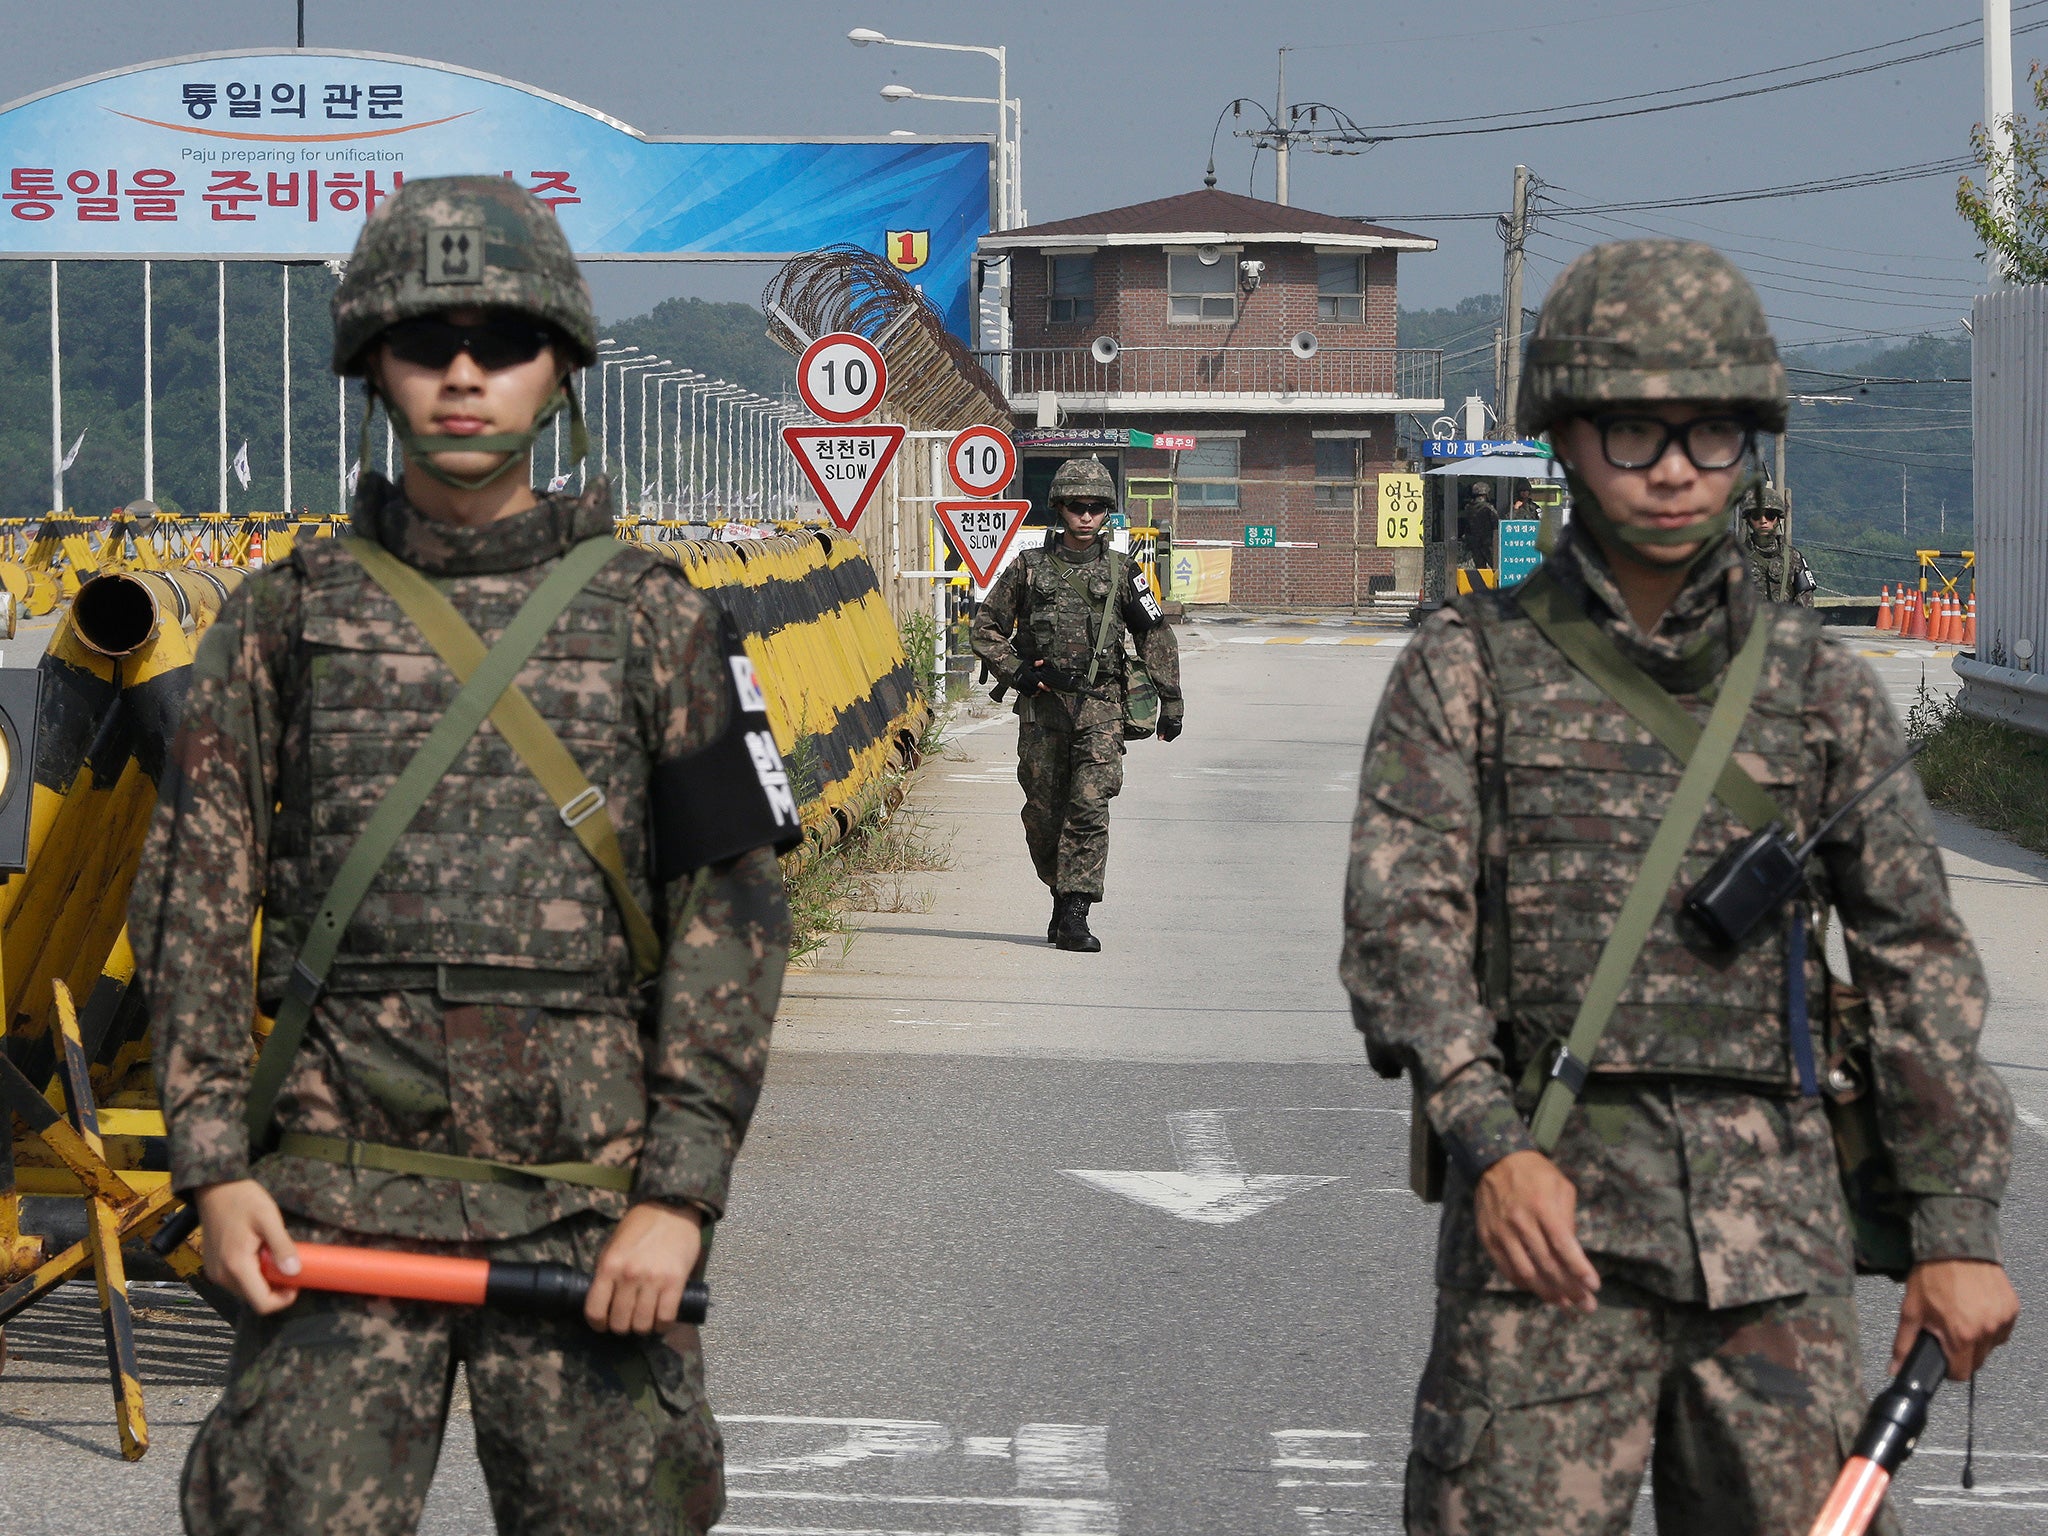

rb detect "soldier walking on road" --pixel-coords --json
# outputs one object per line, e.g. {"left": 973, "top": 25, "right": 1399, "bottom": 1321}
{"left": 1743, "top": 483, "right": 1816, "bottom": 606}
{"left": 1341, "top": 240, "right": 2017, "bottom": 1534}
{"left": 131, "top": 176, "right": 801, "bottom": 1536}
{"left": 970, "top": 457, "right": 1183, "bottom": 952}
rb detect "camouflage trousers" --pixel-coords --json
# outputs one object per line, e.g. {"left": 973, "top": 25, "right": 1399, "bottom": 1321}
{"left": 181, "top": 1214, "right": 723, "bottom": 1536}
{"left": 1406, "top": 1283, "right": 1892, "bottom": 1536}
{"left": 1017, "top": 709, "right": 1124, "bottom": 899}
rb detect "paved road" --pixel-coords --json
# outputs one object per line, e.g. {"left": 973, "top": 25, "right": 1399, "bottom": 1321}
{"left": 1, "top": 612, "right": 2040, "bottom": 1535}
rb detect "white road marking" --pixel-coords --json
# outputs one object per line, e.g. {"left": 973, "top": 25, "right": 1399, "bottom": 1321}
{"left": 723, "top": 1418, "right": 951, "bottom": 1476}
{"left": 947, "top": 713, "right": 1017, "bottom": 738}
{"left": 1064, "top": 1109, "right": 1343, "bottom": 1225}
{"left": 721, "top": 1492, "right": 1119, "bottom": 1536}
{"left": 2014, "top": 1105, "right": 2046, "bottom": 1134}
{"left": 962, "top": 1436, "right": 1014, "bottom": 1458}
{"left": 1015, "top": 1425, "right": 1110, "bottom": 1492}
{"left": 1274, "top": 1433, "right": 1403, "bottom": 1533}
{"left": 717, "top": 1528, "right": 1001, "bottom": 1535}
{"left": 1911, "top": 1497, "right": 2048, "bottom": 1509}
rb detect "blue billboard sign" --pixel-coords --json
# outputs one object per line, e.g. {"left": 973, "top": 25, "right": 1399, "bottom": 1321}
{"left": 1424, "top": 438, "right": 1550, "bottom": 459}
{"left": 0, "top": 50, "right": 993, "bottom": 337}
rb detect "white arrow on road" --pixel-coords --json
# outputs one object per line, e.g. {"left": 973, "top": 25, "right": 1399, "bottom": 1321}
{"left": 1063, "top": 1111, "right": 1344, "bottom": 1225}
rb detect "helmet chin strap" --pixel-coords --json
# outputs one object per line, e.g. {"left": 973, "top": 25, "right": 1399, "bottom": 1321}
{"left": 1562, "top": 465, "right": 1755, "bottom": 569}
{"left": 362, "top": 381, "right": 589, "bottom": 494}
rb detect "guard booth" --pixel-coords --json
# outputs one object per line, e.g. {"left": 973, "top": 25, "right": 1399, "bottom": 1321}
{"left": 1419, "top": 445, "right": 1564, "bottom": 602}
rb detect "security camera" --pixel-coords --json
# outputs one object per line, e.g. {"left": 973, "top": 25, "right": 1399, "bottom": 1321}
{"left": 1239, "top": 259, "right": 1265, "bottom": 291}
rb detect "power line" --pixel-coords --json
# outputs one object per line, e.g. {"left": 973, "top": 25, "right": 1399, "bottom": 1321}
{"left": 1538, "top": 207, "right": 1982, "bottom": 287}
{"left": 1340, "top": 4, "right": 2048, "bottom": 132}
{"left": 1370, "top": 155, "right": 1981, "bottom": 225}
{"left": 1531, "top": 218, "right": 1981, "bottom": 302}
{"left": 1347, "top": 13, "right": 2048, "bottom": 141}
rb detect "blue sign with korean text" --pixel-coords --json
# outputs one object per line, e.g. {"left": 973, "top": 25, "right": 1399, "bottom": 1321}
{"left": 1496, "top": 518, "right": 1542, "bottom": 585}
{"left": 1424, "top": 439, "right": 1551, "bottom": 459}
{"left": 0, "top": 50, "right": 993, "bottom": 338}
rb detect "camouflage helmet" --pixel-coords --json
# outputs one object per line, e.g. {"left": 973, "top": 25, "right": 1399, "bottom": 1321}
{"left": 1746, "top": 483, "right": 1788, "bottom": 519}
{"left": 1518, "top": 239, "right": 1786, "bottom": 437}
{"left": 1049, "top": 456, "right": 1117, "bottom": 504}
{"left": 330, "top": 175, "right": 598, "bottom": 376}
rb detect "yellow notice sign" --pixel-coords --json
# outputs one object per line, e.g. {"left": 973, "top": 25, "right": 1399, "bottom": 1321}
{"left": 1378, "top": 473, "right": 1426, "bottom": 547}
{"left": 1168, "top": 547, "right": 1233, "bottom": 604}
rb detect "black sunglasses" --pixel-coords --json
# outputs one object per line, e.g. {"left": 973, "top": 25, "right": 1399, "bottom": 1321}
{"left": 384, "top": 314, "right": 559, "bottom": 372}
{"left": 1594, "top": 413, "right": 1756, "bottom": 472}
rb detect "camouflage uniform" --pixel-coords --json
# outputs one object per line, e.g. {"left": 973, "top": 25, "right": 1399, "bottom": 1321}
{"left": 970, "top": 505, "right": 1182, "bottom": 909}
{"left": 1744, "top": 488, "right": 1816, "bottom": 607}
{"left": 1340, "top": 241, "right": 2012, "bottom": 1535}
{"left": 129, "top": 177, "right": 795, "bottom": 1536}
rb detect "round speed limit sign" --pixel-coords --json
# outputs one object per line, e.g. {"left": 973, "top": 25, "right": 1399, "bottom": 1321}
{"left": 797, "top": 332, "right": 888, "bottom": 423}
{"left": 946, "top": 424, "right": 1017, "bottom": 497}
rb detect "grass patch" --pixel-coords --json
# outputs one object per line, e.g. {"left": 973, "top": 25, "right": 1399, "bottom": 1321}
{"left": 783, "top": 781, "right": 955, "bottom": 963}
{"left": 1907, "top": 684, "right": 2048, "bottom": 855}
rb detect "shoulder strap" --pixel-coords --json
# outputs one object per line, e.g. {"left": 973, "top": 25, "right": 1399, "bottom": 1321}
{"left": 1056, "top": 551, "right": 1122, "bottom": 686}
{"left": 1517, "top": 567, "right": 1783, "bottom": 832}
{"left": 1526, "top": 604, "right": 1774, "bottom": 1150}
{"left": 243, "top": 535, "right": 634, "bottom": 1143}
{"left": 343, "top": 537, "right": 662, "bottom": 980}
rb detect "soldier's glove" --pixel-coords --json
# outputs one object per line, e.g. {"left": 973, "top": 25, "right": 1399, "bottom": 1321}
{"left": 1157, "top": 714, "right": 1183, "bottom": 743}
{"left": 1012, "top": 660, "right": 1050, "bottom": 697}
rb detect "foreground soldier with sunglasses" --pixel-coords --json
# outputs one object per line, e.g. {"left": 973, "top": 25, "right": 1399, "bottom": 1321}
{"left": 1341, "top": 239, "right": 2017, "bottom": 1533}
{"left": 129, "top": 175, "right": 802, "bottom": 1535}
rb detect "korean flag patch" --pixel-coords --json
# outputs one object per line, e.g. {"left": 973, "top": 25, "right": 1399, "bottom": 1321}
{"left": 729, "top": 654, "right": 769, "bottom": 714}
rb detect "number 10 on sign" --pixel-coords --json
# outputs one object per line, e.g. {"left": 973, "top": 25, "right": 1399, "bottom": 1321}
{"left": 796, "top": 332, "right": 888, "bottom": 423}
{"left": 1378, "top": 473, "right": 1425, "bottom": 548}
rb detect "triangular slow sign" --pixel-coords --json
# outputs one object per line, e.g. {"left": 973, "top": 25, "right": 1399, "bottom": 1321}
{"left": 783, "top": 424, "right": 906, "bottom": 533}
{"left": 934, "top": 499, "right": 1033, "bottom": 587}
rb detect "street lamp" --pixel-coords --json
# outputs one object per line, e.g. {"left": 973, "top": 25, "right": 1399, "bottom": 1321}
{"left": 880, "top": 84, "right": 1024, "bottom": 228}
{"left": 611, "top": 358, "right": 663, "bottom": 502}
{"left": 657, "top": 371, "right": 704, "bottom": 516}
{"left": 848, "top": 28, "right": 1016, "bottom": 228}
{"left": 640, "top": 367, "right": 690, "bottom": 517}
{"left": 595, "top": 345, "right": 641, "bottom": 477}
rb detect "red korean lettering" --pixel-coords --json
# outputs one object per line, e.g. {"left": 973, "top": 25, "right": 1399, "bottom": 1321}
{"left": 6, "top": 168, "right": 61, "bottom": 220}
{"left": 130, "top": 168, "right": 185, "bottom": 222}
{"left": 203, "top": 169, "right": 260, "bottom": 222}
{"left": 527, "top": 170, "right": 580, "bottom": 211}
{"left": 68, "top": 169, "right": 120, "bottom": 222}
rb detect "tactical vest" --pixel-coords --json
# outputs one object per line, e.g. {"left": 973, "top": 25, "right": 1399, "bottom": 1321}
{"left": 1468, "top": 591, "right": 1822, "bottom": 1089}
{"left": 258, "top": 540, "right": 652, "bottom": 1011}
{"left": 1022, "top": 545, "right": 1127, "bottom": 680}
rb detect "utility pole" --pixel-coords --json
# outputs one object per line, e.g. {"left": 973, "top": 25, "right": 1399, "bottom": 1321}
{"left": 1499, "top": 165, "right": 1531, "bottom": 432}
{"left": 296, "top": 0, "right": 306, "bottom": 47}
{"left": 1274, "top": 48, "right": 1291, "bottom": 206}
{"left": 1901, "top": 465, "right": 1908, "bottom": 536}
{"left": 143, "top": 261, "right": 154, "bottom": 502}
{"left": 1987, "top": 0, "right": 2014, "bottom": 282}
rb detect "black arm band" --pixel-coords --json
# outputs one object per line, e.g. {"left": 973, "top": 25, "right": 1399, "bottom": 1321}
{"left": 1121, "top": 574, "right": 1165, "bottom": 633}
{"left": 653, "top": 623, "right": 806, "bottom": 882}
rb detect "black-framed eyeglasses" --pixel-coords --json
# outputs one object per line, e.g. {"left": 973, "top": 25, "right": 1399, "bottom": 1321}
{"left": 1594, "top": 413, "right": 1755, "bottom": 472}
{"left": 383, "top": 314, "right": 559, "bottom": 372}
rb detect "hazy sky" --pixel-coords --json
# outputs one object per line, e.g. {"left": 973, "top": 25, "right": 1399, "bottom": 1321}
{"left": 3, "top": 0, "right": 2021, "bottom": 342}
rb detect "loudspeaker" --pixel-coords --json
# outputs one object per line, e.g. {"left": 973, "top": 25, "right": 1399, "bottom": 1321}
{"left": 1090, "top": 335, "right": 1121, "bottom": 365}
{"left": 1289, "top": 331, "right": 1320, "bottom": 360}
{"left": 0, "top": 669, "right": 42, "bottom": 872}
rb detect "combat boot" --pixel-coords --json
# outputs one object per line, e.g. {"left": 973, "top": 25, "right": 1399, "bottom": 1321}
{"left": 1048, "top": 891, "right": 1060, "bottom": 943}
{"left": 1054, "top": 893, "right": 1101, "bottom": 953}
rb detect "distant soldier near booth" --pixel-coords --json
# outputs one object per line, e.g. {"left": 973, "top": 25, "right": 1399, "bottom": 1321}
{"left": 970, "top": 456, "right": 1183, "bottom": 952}
{"left": 1341, "top": 239, "right": 2017, "bottom": 1534}
{"left": 131, "top": 175, "right": 801, "bottom": 1536}
{"left": 1742, "top": 483, "right": 1817, "bottom": 606}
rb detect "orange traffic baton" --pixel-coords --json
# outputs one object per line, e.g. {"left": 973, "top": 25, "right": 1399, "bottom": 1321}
{"left": 1807, "top": 1331, "right": 1946, "bottom": 1536}
{"left": 259, "top": 1241, "right": 710, "bottom": 1324}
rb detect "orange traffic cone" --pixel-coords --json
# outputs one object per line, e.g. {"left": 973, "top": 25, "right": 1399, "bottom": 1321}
{"left": 1930, "top": 592, "right": 1948, "bottom": 644}
{"left": 1909, "top": 590, "right": 1930, "bottom": 641}
{"left": 1943, "top": 592, "right": 1961, "bottom": 645}
{"left": 1876, "top": 584, "right": 1894, "bottom": 632}
{"left": 1965, "top": 592, "right": 1978, "bottom": 648}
